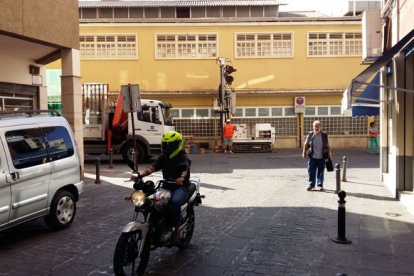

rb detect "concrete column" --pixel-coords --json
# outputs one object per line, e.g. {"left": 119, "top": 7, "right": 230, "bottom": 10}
{"left": 393, "top": 53, "right": 406, "bottom": 193}
{"left": 60, "top": 48, "right": 84, "bottom": 167}
{"left": 404, "top": 54, "right": 414, "bottom": 191}
{"left": 38, "top": 66, "right": 48, "bottom": 109}
{"left": 380, "top": 69, "right": 388, "bottom": 177}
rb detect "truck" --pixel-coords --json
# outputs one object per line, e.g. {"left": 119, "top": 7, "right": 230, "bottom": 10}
{"left": 232, "top": 123, "right": 276, "bottom": 153}
{"left": 82, "top": 84, "right": 175, "bottom": 162}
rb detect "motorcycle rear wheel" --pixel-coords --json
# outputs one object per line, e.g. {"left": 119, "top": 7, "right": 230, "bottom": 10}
{"left": 113, "top": 231, "right": 150, "bottom": 276}
{"left": 178, "top": 206, "right": 195, "bottom": 249}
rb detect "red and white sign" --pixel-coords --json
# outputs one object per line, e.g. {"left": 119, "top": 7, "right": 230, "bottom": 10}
{"left": 294, "top": 96, "right": 305, "bottom": 113}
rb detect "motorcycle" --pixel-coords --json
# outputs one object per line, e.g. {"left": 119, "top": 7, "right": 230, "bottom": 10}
{"left": 113, "top": 172, "right": 203, "bottom": 276}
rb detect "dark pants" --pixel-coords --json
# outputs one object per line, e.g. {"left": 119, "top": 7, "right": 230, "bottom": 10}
{"left": 168, "top": 186, "right": 189, "bottom": 228}
{"left": 308, "top": 157, "right": 325, "bottom": 187}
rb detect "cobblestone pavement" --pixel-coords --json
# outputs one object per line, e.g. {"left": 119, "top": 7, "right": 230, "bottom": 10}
{"left": 1, "top": 149, "right": 414, "bottom": 276}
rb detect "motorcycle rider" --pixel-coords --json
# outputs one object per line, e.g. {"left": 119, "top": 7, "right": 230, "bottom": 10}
{"left": 131, "top": 131, "right": 191, "bottom": 244}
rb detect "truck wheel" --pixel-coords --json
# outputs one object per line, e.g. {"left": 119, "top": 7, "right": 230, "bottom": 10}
{"left": 122, "top": 143, "right": 145, "bottom": 163}
{"left": 262, "top": 144, "right": 272, "bottom": 152}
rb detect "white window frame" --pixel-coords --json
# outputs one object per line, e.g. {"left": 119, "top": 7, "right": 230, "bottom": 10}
{"left": 174, "top": 108, "right": 212, "bottom": 118}
{"left": 233, "top": 106, "right": 294, "bottom": 118}
{"left": 80, "top": 34, "right": 138, "bottom": 60}
{"left": 155, "top": 33, "right": 218, "bottom": 59}
{"left": 235, "top": 32, "right": 294, "bottom": 58}
{"left": 304, "top": 105, "right": 350, "bottom": 116}
{"left": 307, "top": 31, "right": 362, "bottom": 57}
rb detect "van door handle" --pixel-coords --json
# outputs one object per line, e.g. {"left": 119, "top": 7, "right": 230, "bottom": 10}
{"left": 10, "top": 172, "right": 19, "bottom": 181}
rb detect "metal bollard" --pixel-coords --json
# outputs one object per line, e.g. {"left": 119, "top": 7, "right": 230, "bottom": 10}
{"left": 332, "top": 190, "right": 352, "bottom": 244}
{"left": 335, "top": 163, "right": 341, "bottom": 194}
{"left": 95, "top": 158, "right": 101, "bottom": 184}
{"left": 342, "top": 156, "right": 348, "bottom": 182}
{"left": 108, "top": 148, "right": 114, "bottom": 169}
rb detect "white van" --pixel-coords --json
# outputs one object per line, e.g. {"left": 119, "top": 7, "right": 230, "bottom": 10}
{"left": 0, "top": 110, "right": 84, "bottom": 231}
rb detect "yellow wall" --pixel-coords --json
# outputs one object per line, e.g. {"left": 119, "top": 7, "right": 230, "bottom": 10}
{"left": 48, "top": 20, "right": 367, "bottom": 109}
{"left": 75, "top": 22, "right": 366, "bottom": 91}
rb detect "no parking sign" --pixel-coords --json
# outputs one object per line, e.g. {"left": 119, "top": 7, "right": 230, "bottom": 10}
{"left": 294, "top": 96, "right": 305, "bottom": 113}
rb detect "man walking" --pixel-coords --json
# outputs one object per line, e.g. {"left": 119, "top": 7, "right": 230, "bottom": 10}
{"left": 302, "top": 120, "right": 332, "bottom": 191}
{"left": 223, "top": 119, "right": 237, "bottom": 153}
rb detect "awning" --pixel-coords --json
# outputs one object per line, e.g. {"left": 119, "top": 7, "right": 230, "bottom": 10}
{"left": 352, "top": 72, "right": 380, "bottom": 116}
{"left": 342, "top": 28, "right": 414, "bottom": 113}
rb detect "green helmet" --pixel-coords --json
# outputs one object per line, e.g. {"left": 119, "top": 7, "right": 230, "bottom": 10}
{"left": 161, "top": 131, "right": 183, "bottom": 158}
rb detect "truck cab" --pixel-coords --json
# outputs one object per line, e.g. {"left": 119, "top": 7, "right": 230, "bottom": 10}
{"left": 122, "top": 99, "right": 175, "bottom": 162}
{"left": 82, "top": 84, "right": 175, "bottom": 162}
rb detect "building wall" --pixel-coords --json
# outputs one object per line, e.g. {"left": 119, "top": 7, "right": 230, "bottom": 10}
{"left": 1, "top": 0, "right": 82, "bottom": 166}
{"left": 380, "top": 0, "right": 414, "bottom": 214}
{"left": 0, "top": 0, "right": 79, "bottom": 49}
{"left": 75, "top": 22, "right": 365, "bottom": 94}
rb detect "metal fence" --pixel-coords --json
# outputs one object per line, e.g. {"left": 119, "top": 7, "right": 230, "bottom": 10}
{"left": 174, "top": 115, "right": 380, "bottom": 138}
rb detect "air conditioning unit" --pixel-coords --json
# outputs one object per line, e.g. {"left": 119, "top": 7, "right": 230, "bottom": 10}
{"left": 362, "top": 9, "right": 382, "bottom": 63}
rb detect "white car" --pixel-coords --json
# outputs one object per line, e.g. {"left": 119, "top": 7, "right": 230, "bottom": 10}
{"left": 0, "top": 110, "right": 84, "bottom": 231}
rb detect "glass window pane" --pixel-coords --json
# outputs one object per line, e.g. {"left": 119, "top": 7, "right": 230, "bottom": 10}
{"left": 245, "top": 108, "right": 256, "bottom": 117}
{"left": 114, "top": 8, "right": 128, "bottom": 18}
{"left": 191, "top": 7, "right": 205, "bottom": 18}
{"left": 271, "top": 107, "right": 283, "bottom": 117}
{"left": 6, "top": 128, "right": 47, "bottom": 169}
{"left": 181, "top": 109, "right": 194, "bottom": 118}
{"left": 235, "top": 108, "right": 243, "bottom": 117}
{"left": 258, "top": 108, "right": 269, "bottom": 116}
{"left": 237, "top": 7, "right": 249, "bottom": 17}
{"left": 176, "top": 7, "right": 190, "bottom": 18}
{"left": 264, "top": 6, "right": 278, "bottom": 17}
{"left": 98, "top": 8, "right": 112, "bottom": 18}
{"left": 145, "top": 8, "right": 158, "bottom": 18}
{"left": 171, "top": 109, "right": 179, "bottom": 118}
{"left": 285, "top": 107, "right": 295, "bottom": 116}
{"left": 206, "top": 7, "right": 220, "bottom": 17}
{"left": 43, "top": 126, "right": 74, "bottom": 161}
{"left": 82, "top": 8, "right": 97, "bottom": 19}
{"left": 318, "top": 107, "right": 329, "bottom": 115}
{"left": 195, "top": 109, "right": 209, "bottom": 118}
{"left": 160, "top": 7, "right": 175, "bottom": 18}
{"left": 331, "top": 106, "right": 341, "bottom": 115}
{"left": 130, "top": 8, "right": 143, "bottom": 18}
{"left": 223, "top": 7, "right": 235, "bottom": 17}
{"left": 251, "top": 7, "right": 263, "bottom": 17}
{"left": 305, "top": 107, "right": 316, "bottom": 116}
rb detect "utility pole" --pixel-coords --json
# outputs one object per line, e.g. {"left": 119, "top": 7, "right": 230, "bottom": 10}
{"left": 216, "top": 57, "right": 236, "bottom": 147}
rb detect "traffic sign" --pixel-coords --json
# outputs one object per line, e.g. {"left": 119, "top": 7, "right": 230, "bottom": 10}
{"left": 294, "top": 96, "right": 305, "bottom": 113}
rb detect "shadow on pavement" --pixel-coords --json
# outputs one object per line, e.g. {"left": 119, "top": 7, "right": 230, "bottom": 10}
{"left": 0, "top": 177, "right": 413, "bottom": 276}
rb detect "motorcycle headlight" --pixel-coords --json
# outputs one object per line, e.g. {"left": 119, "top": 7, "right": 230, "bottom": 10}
{"left": 131, "top": 191, "right": 147, "bottom": 207}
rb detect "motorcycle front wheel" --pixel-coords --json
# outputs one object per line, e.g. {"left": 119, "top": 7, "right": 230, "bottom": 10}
{"left": 113, "top": 231, "right": 150, "bottom": 276}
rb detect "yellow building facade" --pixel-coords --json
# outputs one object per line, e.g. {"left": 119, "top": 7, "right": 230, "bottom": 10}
{"left": 50, "top": 1, "right": 373, "bottom": 149}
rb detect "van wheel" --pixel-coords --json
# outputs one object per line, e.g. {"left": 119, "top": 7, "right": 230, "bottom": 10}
{"left": 45, "top": 190, "right": 76, "bottom": 231}
{"left": 122, "top": 143, "right": 145, "bottom": 164}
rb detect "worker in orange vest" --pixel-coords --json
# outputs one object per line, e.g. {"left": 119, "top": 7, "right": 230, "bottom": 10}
{"left": 223, "top": 119, "right": 237, "bottom": 153}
